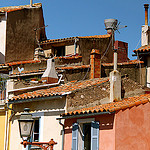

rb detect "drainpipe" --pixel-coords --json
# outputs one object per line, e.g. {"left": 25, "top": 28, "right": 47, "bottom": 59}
{"left": 59, "top": 119, "right": 64, "bottom": 150}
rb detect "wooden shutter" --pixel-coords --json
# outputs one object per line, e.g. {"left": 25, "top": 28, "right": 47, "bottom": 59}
{"left": 91, "top": 121, "right": 99, "bottom": 150}
{"left": 72, "top": 123, "right": 79, "bottom": 150}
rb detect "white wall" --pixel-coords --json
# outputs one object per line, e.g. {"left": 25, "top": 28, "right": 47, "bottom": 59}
{"left": 9, "top": 98, "right": 66, "bottom": 150}
{"left": 0, "top": 13, "right": 7, "bottom": 63}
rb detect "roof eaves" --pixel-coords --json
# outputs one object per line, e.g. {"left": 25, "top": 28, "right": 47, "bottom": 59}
{"left": 57, "top": 111, "right": 115, "bottom": 120}
{"left": 8, "top": 95, "right": 63, "bottom": 104}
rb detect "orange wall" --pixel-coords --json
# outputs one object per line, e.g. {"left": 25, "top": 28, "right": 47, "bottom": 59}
{"left": 115, "top": 102, "right": 150, "bottom": 150}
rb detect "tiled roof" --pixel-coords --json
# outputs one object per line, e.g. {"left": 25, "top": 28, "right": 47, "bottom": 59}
{"left": 133, "top": 45, "right": 150, "bottom": 53}
{"left": 10, "top": 65, "right": 90, "bottom": 76}
{"left": 78, "top": 34, "right": 111, "bottom": 39}
{"left": 54, "top": 55, "right": 82, "bottom": 60}
{"left": 56, "top": 65, "right": 90, "bottom": 70}
{"left": 41, "top": 34, "right": 111, "bottom": 44}
{"left": 0, "top": 3, "right": 42, "bottom": 13}
{"left": 102, "top": 60, "right": 144, "bottom": 66}
{"left": 0, "top": 60, "right": 41, "bottom": 67}
{"left": 9, "top": 77, "right": 109, "bottom": 102}
{"left": 61, "top": 94, "right": 150, "bottom": 117}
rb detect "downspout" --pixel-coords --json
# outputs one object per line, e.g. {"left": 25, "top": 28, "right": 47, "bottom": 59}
{"left": 5, "top": 103, "right": 16, "bottom": 150}
{"left": 59, "top": 119, "right": 65, "bottom": 150}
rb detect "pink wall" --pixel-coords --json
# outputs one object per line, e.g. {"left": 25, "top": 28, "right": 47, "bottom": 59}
{"left": 115, "top": 102, "right": 150, "bottom": 150}
{"left": 64, "top": 114, "right": 116, "bottom": 150}
{"left": 64, "top": 103, "right": 150, "bottom": 150}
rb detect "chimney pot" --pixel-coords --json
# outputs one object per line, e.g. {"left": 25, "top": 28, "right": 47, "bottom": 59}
{"left": 144, "top": 4, "right": 149, "bottom": 25}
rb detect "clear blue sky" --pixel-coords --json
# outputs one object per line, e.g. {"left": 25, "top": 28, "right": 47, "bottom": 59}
{"left": 0, "top": 0, "right": 150, "bottom": 60}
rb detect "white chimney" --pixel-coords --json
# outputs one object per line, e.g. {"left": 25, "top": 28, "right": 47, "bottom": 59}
{"left": 30, "top": 0, "right": 33, "bottom": 7}
{"left": 141, "top": 4, "right": 149, "bottom": 46}
{"left": 42, "top": 58, "right": 58, "bottom": 84}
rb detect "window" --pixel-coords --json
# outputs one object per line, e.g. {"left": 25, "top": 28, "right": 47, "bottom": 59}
{"left": 72, "top": 119, "right": 99, "bottom": 150}
{"left": 28, "top": 118, "right": 41, "bottom": 150}
{"left": 54, "top": 46, "right": 65, "bottom": 57}
{"left": 32, "top": 119, "right": 40, "bottom": 142}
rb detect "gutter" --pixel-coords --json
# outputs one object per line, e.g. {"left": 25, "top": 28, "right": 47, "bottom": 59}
{"left": 59, "top": 120, "right": 65, "bottom": 150}
{"left": 57, "top": 111, "right": 115, "bottom": 120}
{"left": 8, "top": 74, "right": 63, "bottom": 93}
{"left": 132, "top": 52, "right": 150, "bottom": 56}
{"left": 8, "top": 95, "right": 64, "bottom": 104}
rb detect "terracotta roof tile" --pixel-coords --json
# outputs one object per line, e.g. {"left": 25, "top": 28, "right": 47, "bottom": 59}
{"left": 9, "top": 77, "right": 109, "bottom": 102}
{"left": 0, "top": 60, "right": 41, "bottom": 67}
{"left": 0, "top": 3, "right": 42, "bottom": 13}
{"left": 10, "top": 65, "right": 90, "bottom": 76}
{"left": 102, "top": 60, "right": 144, "bottom": 66}
{"left": 41, "top": 34, "right": 111, "bottom": 44}
{"left": 61, "top": 94, "right": 150, "bottom": 117}
{"left": 133, "top": 45, "right": 150, "bottom": 53}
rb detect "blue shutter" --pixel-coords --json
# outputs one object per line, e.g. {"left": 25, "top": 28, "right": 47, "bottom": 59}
{"left": 91, "top": 121, "right": 99, "bottom": 150}
{"left": 72, "top": 122, "right": 79, "bottom": 150}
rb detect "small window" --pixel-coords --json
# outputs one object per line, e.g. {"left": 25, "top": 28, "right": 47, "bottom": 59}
{"left": 72, "top": 120, "right": 99, "bottom": 150}
{"left": 54, "top": 46, "right": 65, "bottom": 56}
{"left": 32, "top": 119, "right": 40, "bottom": 142}
{"left": 28, "top": 118, "right": 40, "bottom": 150}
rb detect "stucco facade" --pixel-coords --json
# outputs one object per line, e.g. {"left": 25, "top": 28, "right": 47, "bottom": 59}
{"left": 63, "top": 102, "right": 150, "bottom": 150}
{"left": 0, "top": 111, "right": 6, "bottom": 150}
{"left": 9, "top": 97, "right": 66, "bottom": 150}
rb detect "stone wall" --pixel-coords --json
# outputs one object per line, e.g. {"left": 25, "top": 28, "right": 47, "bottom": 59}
{"left": 5, "top": 5, "right": 46, "bottom": 63}
{"left": 102, "top": 63, "right": 146, "bottom": 86}
{"left": 79, "top": 38, "right": 113, "bottom": 65}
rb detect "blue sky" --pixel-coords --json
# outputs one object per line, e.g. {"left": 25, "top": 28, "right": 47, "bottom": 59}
{"left": 0, "top": 0, "right": 150, "bottom": 60}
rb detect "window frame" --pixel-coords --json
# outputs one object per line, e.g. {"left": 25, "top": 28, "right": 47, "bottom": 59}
{"left": 72, "top": 118, "right": 99, "bottom": 150}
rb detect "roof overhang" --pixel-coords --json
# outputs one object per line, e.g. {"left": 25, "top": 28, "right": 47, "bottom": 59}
{"left": 57, "top": 111, "right": 115, "bottom": 120}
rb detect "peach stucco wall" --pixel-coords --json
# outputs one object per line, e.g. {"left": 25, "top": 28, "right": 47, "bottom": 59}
{"left": 64, "top": 114, "right": 116, "bottom": 150}
{"left": 115, "top": 102, "right": 150, "bottom": 150}
{"left": 64, "top": 102, "right": 150, "bottom": 150}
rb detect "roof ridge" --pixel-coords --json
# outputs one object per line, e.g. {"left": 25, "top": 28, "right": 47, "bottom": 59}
{"left": 0, "top": 3, "right": 42, "bottom": 12}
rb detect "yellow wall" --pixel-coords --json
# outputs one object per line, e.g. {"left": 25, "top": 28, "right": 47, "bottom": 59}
{"left": 0, "top": 111, "right": 6, "bottom": 150}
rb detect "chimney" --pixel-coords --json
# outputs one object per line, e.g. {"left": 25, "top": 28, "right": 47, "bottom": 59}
{"left": 90, "top": 49, "right": 101, "bottom": 79}
{"left": 41, "top": 58, "right": 58, "bottom": 84}
{"left": 34, "top": 47, "right": 45, "bottom": 60}
{"left": 30, "top": 0, "right": 33, "bottom": 7}
{"left": 141, "top": 4, "right": 149, "bottom": 46}
{"left": 144, "top": 4, "right": 149, "bottom": 25}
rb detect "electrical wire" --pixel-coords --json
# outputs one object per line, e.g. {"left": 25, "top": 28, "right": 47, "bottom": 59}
{"left": 101, "top": 38, "right": 112, "bottom": 60}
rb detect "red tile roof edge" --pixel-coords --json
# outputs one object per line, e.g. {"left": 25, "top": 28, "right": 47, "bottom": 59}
{"left": 10, "top": 65, "right": 90, "bottom": 76}
{"left": 41, "top": 34, "right": 111, "bottom": 44}
{"left": 0, "top": 3, "right": 42, "bottom": 13}
{"left": 9, "top": 77, "right": 109, "bottom": 102}
{"left": 102, "top": 60, "right": 144, "bottom": 66}
{"left": 0, "top": 60, "right": 41, "bottom": 67}
{"left": 133, "top": 45, "right": 150, "bottom": 53}
{"left": 61, "top": 94, "right": 150, "bottom": 117}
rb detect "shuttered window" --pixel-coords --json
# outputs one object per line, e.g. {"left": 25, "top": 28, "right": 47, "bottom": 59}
{"left": 72, "top": 123, "right": 79, "bottom": 150}
{"left": 72, "top": 121, "right": 99, "bottom": 150}
{"left": 91, "top": 121, "right": 99, "bottom": 150}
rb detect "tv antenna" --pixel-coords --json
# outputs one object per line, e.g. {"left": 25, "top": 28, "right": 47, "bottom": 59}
{"left": 104, "top": 19, "right": 127, "bottom": 71}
